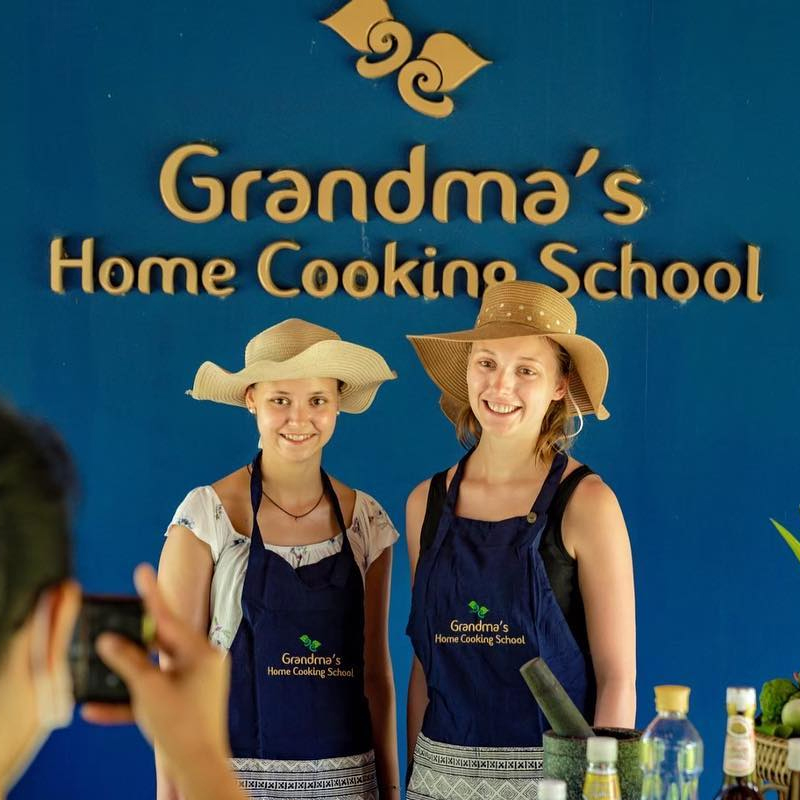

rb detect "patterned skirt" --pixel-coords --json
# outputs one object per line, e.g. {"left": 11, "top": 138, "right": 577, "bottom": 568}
{"left": 407, "top": 733, "right": 544, "bottom": 800}
{"left": 232, "top": 750, "right": 377, "bottom": 800}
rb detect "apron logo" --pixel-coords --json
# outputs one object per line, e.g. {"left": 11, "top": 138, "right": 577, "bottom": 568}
{"left": 467, "top": 600, "right": 489, "bottom": 619}
{"left": 266, "top": 636, "right": 356, "bottom": 680}
{"left": 299, "top": 634, "right": 322, "bottom": 652}
{"left": 434, "top": 601, "right": 527, "bottom": 647}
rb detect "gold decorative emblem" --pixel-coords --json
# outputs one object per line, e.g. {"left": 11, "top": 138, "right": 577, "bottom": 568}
{"left": 321, "top": 0, "right": 490, "bottom": 118}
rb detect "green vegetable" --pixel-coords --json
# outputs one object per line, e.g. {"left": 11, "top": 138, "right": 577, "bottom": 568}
{"left": 756, "top": 723, "right": 794, "bottom": 738}
{"left": 782, "top": 698, "right": 800, "bottom": 730}
{"left": 761, "top": 679, "right": 799, "bottom": 724}
{"left": 757, "top": 723, "right": 781, "bottom": 736}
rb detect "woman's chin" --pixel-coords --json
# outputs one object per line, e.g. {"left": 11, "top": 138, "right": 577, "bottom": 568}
{"left": 475, "top": 414, "right": 522, "bottom": 436}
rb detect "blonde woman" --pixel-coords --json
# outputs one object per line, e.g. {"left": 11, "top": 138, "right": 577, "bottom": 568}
{"left": 405, "top": 282, "right": 636, "bottom": 799}
{"left": 158, "top": 320, "right": 400, "bottom": 800}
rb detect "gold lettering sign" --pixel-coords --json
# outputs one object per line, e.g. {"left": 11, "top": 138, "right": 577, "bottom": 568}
{"left": 50, "top": 237, "right": 764, "bottom": 304}
{"left": 49, "top": 144, "right": 766, "bottom": 304}
{"left": 156, "top": 143, "right": 642, "bottom": 228}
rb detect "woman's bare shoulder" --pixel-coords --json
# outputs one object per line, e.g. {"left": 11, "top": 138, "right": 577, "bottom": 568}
{"left": 407, "top": 478, "right": 431, "bottom": 513}
{"left": 327, "top": 474, "right": 354, "bottom": 498}
{"left": 209, "top": 467, "right": 253, "bottom": 535}
{"left": 560, "top": 456, "right": 612, "bottom": 497}
{"left": 210, "top": 466, "right": 250, "bottom": 502}
{"left": 566, "top": 464, "right": 618, "bottom": 512}
{"left": 561, "top": 463, "right": 625, "bottom": 556}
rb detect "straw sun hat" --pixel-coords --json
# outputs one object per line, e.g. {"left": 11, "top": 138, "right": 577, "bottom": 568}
{"left": 188, "top": 319, "right": 396, "bottom": 413}
{"left": 407, "top": 281, "right": 610, "bottom": 422}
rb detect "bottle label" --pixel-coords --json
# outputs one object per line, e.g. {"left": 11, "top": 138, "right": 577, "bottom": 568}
{"left": 583, "top": 772, "right": 622, "bottom": 800}
{"left": 723, "top": 714, "right": 756, "bottom": 777}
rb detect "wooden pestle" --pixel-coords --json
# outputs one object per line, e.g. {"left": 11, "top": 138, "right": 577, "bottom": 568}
{"left": 519, "top": 657, "right": 594, "bottom": 738}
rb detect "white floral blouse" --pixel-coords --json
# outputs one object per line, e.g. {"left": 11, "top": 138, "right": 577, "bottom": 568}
{"left": 165, "top": 486, "right": 399, "bottom": 650}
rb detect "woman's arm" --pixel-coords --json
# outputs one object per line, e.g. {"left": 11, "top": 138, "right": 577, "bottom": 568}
{"left": 405, "top": 480, "right": 430, "bottom": 764}
{"left": 363, "top": 546, "right": 400, "bottom": 800}
{"left": 156, "top": 526, "right": 215, "bottom": 800}
{"left": 563, "top": 476, "right": 637, "bottom": 728}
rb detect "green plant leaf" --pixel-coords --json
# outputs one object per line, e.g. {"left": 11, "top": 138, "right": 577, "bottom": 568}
{"left": 478, "top": 606, "right": 489, "bottom": 618}
{"left": 468, "top": 600, "right": 479, "bottom": 613}
{"left": 771, "top": 518, "right": 800, "bottom": 564}
{"left": 310, "top": 640, "right": 321, "bottom": 651}
{"left": 300, "top": 634, "right": 311, "bottom": 646}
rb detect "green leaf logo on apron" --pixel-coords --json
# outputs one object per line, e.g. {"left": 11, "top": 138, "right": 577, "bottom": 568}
{"left": 467, "top": 600, "right": 489, "bottom": 619}
{"left": 299, "top": 634, "right": 322, "bottom": 652}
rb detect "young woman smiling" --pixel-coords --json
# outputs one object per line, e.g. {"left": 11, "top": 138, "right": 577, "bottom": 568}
{"left": 404, "top": 282, "right": 636, "bottom": 800}
{"left": 157, "top": 319, "right": 400, "bottom": 800}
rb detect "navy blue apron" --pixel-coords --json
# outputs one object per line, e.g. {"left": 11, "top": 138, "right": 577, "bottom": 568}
{"left": 227, "top": 452, "right": 373, "bottom": 761}
{"left": 407, "top": 449, "right": 591, "bottom": 748}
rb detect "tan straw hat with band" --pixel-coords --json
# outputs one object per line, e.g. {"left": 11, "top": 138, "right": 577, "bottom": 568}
{"left": 407, "top": 281, "right": 610, "bottom": 421}
{"left": 188, "top": 319, "right": 396, "bottom": 413}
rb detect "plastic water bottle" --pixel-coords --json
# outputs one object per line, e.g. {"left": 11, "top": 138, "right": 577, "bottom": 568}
{"left": 640, "top": 685, "right": 704, "bottom": 800}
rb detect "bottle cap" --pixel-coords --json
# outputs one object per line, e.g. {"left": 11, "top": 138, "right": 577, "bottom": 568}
{"left": 539, "top": 779, "right": 568, "bottom": 800}
{"left": 655, "top": 685, "right": 690, "bottom": 714}
{"left": 788, "top": 739, "right": 800, "bottom": 772}
{"left": 726, "top": 687, "right": 756, "bottom": 710}
{"left": 586, "top": 736, "right": 618, "bottom": 764}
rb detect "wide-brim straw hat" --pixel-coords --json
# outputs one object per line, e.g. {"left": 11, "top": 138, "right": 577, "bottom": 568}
{"left": 408, "top": 281, "right": 610, "bottom": 422}
{"left": 188, "top": 319, "right": 396, "bottom": 413}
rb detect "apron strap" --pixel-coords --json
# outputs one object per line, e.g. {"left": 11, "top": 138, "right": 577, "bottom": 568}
{"left": 528, "top": 450, "right": 569, "bottom": 521}
{"left": 248, "top": 451, "right": 266, "bottom": 554}
{"left": 421, "top": 448, "right": 472, "bottom": 557}
{"left": 248, "top": 452, "right": 348, "bottom": 543}
{"left": 321, "top": 469, "right": 348, "bottom": 534}
{"left": 249, "top": 451, "right": 264, "bottom": 519}
{"left": 250, "top": 452, "right": 354, "bottom": 588}
{"left": 442, "top": 448, "right": 474, "bottom": 513}
{"left": 443, "top": 447, "right": 568, "bottom": 521}
{"left": 518, "top": 450, "right": 570, "bottom": 552}
{"left": 321, "top": 469, "right": 355, "bottom": 588}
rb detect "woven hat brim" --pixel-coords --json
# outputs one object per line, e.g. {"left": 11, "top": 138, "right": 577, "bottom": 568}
{"left": 408, "top": 321, "right": 610, "bottom": 421}
{"left": 188, "top": 340, "right": 396, "bottom": 414}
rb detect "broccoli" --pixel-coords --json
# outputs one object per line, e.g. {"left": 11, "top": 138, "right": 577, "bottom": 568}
{"left": 760, "top": 679, "right": 798, "bottom": 724}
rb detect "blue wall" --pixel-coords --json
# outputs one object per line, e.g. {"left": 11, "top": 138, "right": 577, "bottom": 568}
{"left": 4, "top": 1, "right": 800, "bottom": 797}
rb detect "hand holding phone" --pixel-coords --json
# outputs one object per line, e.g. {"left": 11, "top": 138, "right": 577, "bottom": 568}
{"left": 70, "top": 595, "right": 154, "bottom": 703}
{"left": 81, "top": 565, "right": 241, "bottom": 800}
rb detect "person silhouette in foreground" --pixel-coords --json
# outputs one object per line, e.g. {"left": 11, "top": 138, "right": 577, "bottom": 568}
{"left": 0, "top": 405, "right": 246, "bottom": 800}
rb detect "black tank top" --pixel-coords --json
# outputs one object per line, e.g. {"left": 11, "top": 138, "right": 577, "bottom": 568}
{"left": 418, "top": 464, "right": 594, "bottom": 654}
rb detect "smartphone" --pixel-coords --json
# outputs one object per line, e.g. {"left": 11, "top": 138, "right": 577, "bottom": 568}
{"left": 70, "top": 595, "right": 155, "bottom": 704}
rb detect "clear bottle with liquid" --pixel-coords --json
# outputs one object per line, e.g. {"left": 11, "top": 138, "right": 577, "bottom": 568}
{"left": 712, "top": 687, "right": 764, "bottom": 800}
{"left": 583, "top": 736, "right": 621, "bottom": 800}
{"left": 640, "top": 685, "right": 703, "bottom": 800}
